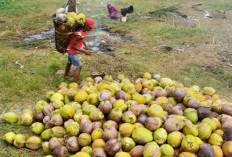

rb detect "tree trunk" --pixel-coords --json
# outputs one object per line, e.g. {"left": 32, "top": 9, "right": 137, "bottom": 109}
{"left": 67, "top": 0, "right": 76, "bottom": 12}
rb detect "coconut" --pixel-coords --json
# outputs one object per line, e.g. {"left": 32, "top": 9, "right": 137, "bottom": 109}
{"left": 43, "top": 116, "right": 51, "bottom": 125}
{"left": 103, "top": 120, "right": 118, "bottom": 130}
{"left": 197, "top": 107, "right": 212, "bottom": 121}
{"left": 147, "top": 104, "right": 164, "bottom": 118}
{"left": 98, "top": 90, "right": 111, "bottom": 101}
{"left": 188, "top": 98, "right": 200, "bottom": 109}
{"left": 46, "top": 90, "right": 55, "bottom": 101}
{"left": 3, "top": 132, "right": 16, "bottom": 144}
{"left": 35, "top": 100, "right": 48, "bottom": 111}
{"left": 51, "top": 114, "right": 63, "bottom": 126}
{"left": 164, "top": 118, "right": 180, "bottom": 132}
{"left": 121, "top": 137, "right": 136, "bottom": 152}
{"left": 31, "top": 122, "right": 45, "bottom": 135}
{"left": 132, "top": 127, "right": 153, "bottom": 144}
{"left": 156, "top": 88, "right": 168, "bottom": 97}
{"left": 137, "top": 114, "right": 148, "bottom": 125}
{"left": 183, "top": 108, "right": 198, "bottom": 124}
{"left": 78, "top": 133, "right": 91, "bottom": 147}
{"left": 197, "top": 143, "right": 215, "bottom": 157}
{"left": 80, "top": 119, "right": 93, "bottom": 134}
{"left": 143, "top": 142, "right": 161, "bottom": 157}
{"left": 130, "top": 145, "right": 144, "bottom": 157}
{"left": 3, "top": 112, "right": 18, "bottom": 124}
{"left": 34, "top": 111, "right": 44, "bottom": 122}
{"left": 41, "top": 129, "right": 52, "bottom": 141}
{"left": 104, "top": 139, "right": 122, "bottom": 156}
{"left": 81, "top": 146, "right": 93, "bottom": 156}
{"left": 89, "top": 108, "right": 104, "bottom": 122}
{"left": 42, "top": 142, "right": 52, "bottom": 155}
{"left": 103, "top": 127, "right": 118, "bottom": 142}
{"left": 119, "top": 123, "right": 136, "bottom": 137}
{"left": 25, "top": 136, "right": 42, "bottom": 150}
{"left": 93, "top": 148, "right": 107, "bottom": 157}
{"left": 91, "top": 128, "right": 103, "bottom": 140}
{"left": 60, "top": 105, "right": 76, "bottom": 120}
{"left": 92, "top": 139, "right": 106, "bottom": 150}
{"left": 64, "top": 119, "right": 75, "bottom": 129}
{"left": 153, "top": 128, "right": 168, "bottom": 145}
{"left": 13, "top": 134, "right": 26, "bottom": 148}
{"left": 122, "top": 111, "right": 136, "bottom": 124}
{"left": 49, "top": 137, "right": 61, "bottom": 150}
{"left": 52, "top": 146, "right": 68, "bottom": 157}
{"left": 144, "top": 117, "right": 162, "bottom": 131}
{"left": 174, "top": 88, "right": 187, "bottom": 102}
{"left": 43, "top": 105, "right": 54, "bottom": 116}
{"left": 222, "top": 103, "right": 232, "bottom": 116}
{"left": 223, "top": 127, "right": 232, "bottom": 141}
{"left": 52, "top": 100, "right": 64, "bottom": 109}
{"left": 181, "top": 135, "right": 199, "bottom": 153}
{"left": 66, "top": 136, "right": 79, "bottom": 152}
{"left": 108, "top": 108, "right": 123, "bottom": 124}
{"left": 92, "top": 121, "right": 103, "bottom": 130}
{"left": 160, "top": 144, "right": 174, "bottom": 157}
{"left": 170, "top": 106, "right": 183, "bottom": 115}
{"left": 167, "top": 131, "right": 183, "bottom": 148}
{"left": 129, "top": 105, "right": 146, "bottom": 116}
{"left": 51, "top": 126, "right": 66, "bottom": 138}
{"left": 20, "top": 113, "right": 33, "bottom": 125}
{"left": 116, "top": 91, "right": 128, "bottom": 101}
{"left": 66, "top": 122, "right": 80, "bottom": 136}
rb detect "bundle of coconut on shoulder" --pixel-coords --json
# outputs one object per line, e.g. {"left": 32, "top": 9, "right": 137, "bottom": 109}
{"left": 52, "top": 8, "right": 86, "bottom": 53}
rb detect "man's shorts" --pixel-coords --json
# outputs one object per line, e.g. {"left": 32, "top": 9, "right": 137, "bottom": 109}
{"left": 67, "top": 53, "right": 82, "bottom": 67}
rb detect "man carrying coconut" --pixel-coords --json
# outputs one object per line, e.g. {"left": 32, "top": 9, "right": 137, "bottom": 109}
{"left": 64, "top": 18, "right": 96, "bottom": 82}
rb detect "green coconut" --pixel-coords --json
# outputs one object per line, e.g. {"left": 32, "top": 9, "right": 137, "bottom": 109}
{"left": 35, "top": 100, "right": 48, "bottom": 111}
{"left": 153, "top": 128, "right": 168, "bottom": 145}
{"left": 20, "top": 113, "right": 33, "bottom": 126}
{"left": 42, "top": 142, "right": 52, "bottom": 155}
{"left": 13, "top": 134, "right": 26, "bottom": 148}
{"left": 143, "top": 142, "right": 161, "bottom": 157}
{"left": 22, "top": 109, "right": 34, "bottom": 117}
{"left": 160, "top": 144, "right": 174, "bottom": 157}
{"left": 41, "top": 129, "right": 52, "bottom": 141}
{"left": 183, "top": 108, "right": 198, "bottom": 124}
{"left": 32, "top": 122, "right": 45, "bottom": 135}
{"left": 147, "top": 104, "right": 164, "bottom": 118}
{"left": 183, "top": 123, "right": 198, "bottom": 136}
{"left": 66, "top": 122, "right": 80, "bottom": 136}
{"left": 167, "top": 131, "right": 183, "bottom": 148}
{"left": 132, "top": 127, "right": 153, "bottom": 144}
{"left": 51, "top": 126, "right": 66, "bottom": 138}
{"left": 198, "top": 123, "right": 212, "bottom": 140}
{"left": 25, "top": 136, "right": 42, "bottom": 150}
{"left": 3, "top": 112, "right": 18, "bottom": 124}
{"left": 3, "top": 132, "right": 16, "bottom": 144}
{"left": 121, "top": 137, "right": 136, "bottom": 152}
{"left": 78, "top": 133, "right": 91, "bottom": 147}
{"left": 60, "top": 105, "right": 76, "bottom": 119}
{"left": 181, "top": 135, "right": 199, "bottom": 153}
{"left": 119, "top": 123, "right": 136, "bottom": 137}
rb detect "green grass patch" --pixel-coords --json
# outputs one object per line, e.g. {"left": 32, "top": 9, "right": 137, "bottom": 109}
{"left": 203, "top": 0, "right": 232, "bottom": 10}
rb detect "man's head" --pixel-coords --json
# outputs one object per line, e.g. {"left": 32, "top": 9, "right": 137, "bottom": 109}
{"left": 84, "top": 18, "right": 96, "bottom": 31}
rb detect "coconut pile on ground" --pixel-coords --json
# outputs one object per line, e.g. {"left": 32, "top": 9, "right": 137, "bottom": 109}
{"left": 2, "top": 72, "right": 232, "bottom": 157}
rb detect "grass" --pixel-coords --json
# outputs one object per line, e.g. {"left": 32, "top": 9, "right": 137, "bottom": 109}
{"left": 0, "top": 0, "right": 232, "bottom": 156}
{"left": 203, "top": 0, "right": 232, "bottom": 10}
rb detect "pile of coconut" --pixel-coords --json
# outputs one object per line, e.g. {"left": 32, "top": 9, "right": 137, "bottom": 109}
{"left": 2, "top": 72, "right": 232, "bottom": 157}
{"left": 55, "top": 8, "right": 86, "bottom": 25}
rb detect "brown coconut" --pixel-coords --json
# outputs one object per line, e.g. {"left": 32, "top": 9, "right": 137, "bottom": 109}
{"left": 164, "top": 118, "right": 180, "bottom": 132}
{"left": 129, "top": 105, "right": 146, "bottom": 116}
{"left": 64, "top": 119, "right": 75, "bottom": 129}
{"left": 43, "top": 105, "right": 54, "bottom": 116}
{"left": 92, "top": 121, "right": 103, "bottom": 130}
{"left": 104, "top": 139, "right": 121, "bottom": 156}
{"left": 99, "top": 101, "right": 112, "bottom": 114}
{"left": 162, "top": 103, "right": 173, "bottom": 113}
{"left": 197, "top": 143, "right": 215, "bottom": 157}
{"left": 222, "top": 103, "right": 232, "bottom": 116}
{"left": 137, "top": 114, "right": 148, "bottom": 125}
{"left": 144, "top": 117, "right": 161, "bottom": 131}
{"left": 103, "top": 120, "right": 118, "bottom": 130}
{"left": 52, "top": 145, "right": 68, "bottom": 157}
{"left": 34, "top": 111, "right": 44, "bottom": 122}
{"left": 80, "top": 119, "right": 93, "bottom": 134}
{"left": 156, "top": 88, "right": 168, "bottom": 97}
{"left": 109, "top": 97, "right": 117, "bottom": 104}
{"left": 176, "top": 103, "right": 186, "bottom": 111}
{"left": 43, "top": 116, "right": 51, "bottom": 125}
{"left": 170, "top": 106, "right": 183, "bottom": 115}
{"left": 93, "top": 147, "right": 107, "bottom": 157}
{"left": 130, "top": 145, "right": 144, "bottom": 157}
{"left": 174, "top": 88, "right": 187, "bottom": 102}
{"left": 49, "top": 137, "right": 61, "bottom": 150}
{"left": 66, "top": 136, "right": 79, "bottom": 152}
{"left": 197, "top": 107, "right": 212, "bottom": 121}
{"left": 103, "top": 127, "right": 118, "bottom": 142}
{"left": 188, "top": 98, "right": 200, "bottom": 109}
{"left": 116, "top": 91, "right": 128, "bottom": 101}
{"left": 98, "top": 90, "right": 111, "bottom": 101}
{"left": 51, "top": 114, "right": 63, "bottom": 126}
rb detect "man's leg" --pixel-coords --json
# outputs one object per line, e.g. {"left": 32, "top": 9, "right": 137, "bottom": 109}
{"left": 74, "top": 66, "right": 82, "bottom": 83}
{"left": 64, "top": 62, "right": 72, "bottom": 79}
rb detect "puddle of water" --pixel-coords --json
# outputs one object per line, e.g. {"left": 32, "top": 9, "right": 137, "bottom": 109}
{"left": 23, "top": 29, "right": 55, "bottom": 41}
{"left": 22, "top": 27, "right": 131, "bottom": 53}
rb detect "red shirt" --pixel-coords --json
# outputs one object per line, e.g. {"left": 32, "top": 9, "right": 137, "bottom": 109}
{"left": 66, "top": 29, "right": 87, "bottom": 54}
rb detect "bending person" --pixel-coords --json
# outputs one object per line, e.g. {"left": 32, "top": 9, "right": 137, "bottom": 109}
{"left": 105, "top": 3, "right": 118, "bottom": 19}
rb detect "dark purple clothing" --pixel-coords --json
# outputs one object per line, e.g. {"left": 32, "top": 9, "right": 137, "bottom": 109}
{"left": 107, "top": 6, "right": 118, "bottom": 19}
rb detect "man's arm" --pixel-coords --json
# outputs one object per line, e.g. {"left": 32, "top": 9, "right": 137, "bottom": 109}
{"left": 71, "top": 36, "right": 90, "bottom": 55}
{"left": 83, "top": 41, "right": 90, "bottom": 50}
